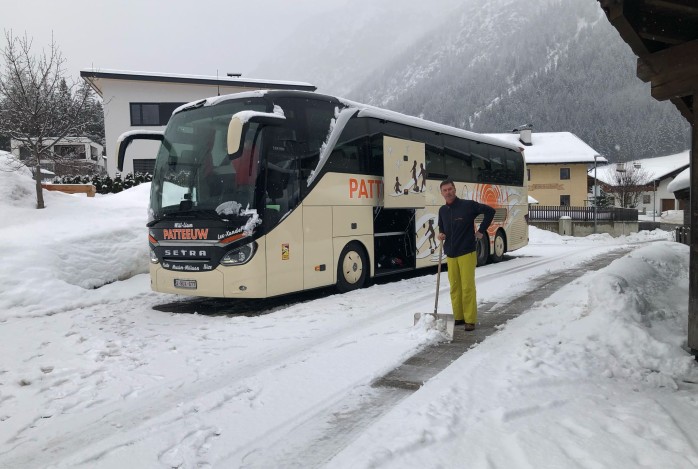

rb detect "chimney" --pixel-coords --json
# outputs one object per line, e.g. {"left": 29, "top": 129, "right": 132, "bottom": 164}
{"left": 512, "top": 124, "right": 533, "bottom": 146}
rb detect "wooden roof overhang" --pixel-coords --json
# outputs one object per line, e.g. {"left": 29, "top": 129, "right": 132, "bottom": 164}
{"left": 598, "top": 0, "right": 698, "bottom": 123}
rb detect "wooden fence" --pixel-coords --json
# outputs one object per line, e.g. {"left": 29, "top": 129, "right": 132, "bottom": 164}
{"left": 528, "top": 206, "right": 638, "bottom": 222}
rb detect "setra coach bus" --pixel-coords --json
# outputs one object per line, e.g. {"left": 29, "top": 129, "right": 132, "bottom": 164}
{"left": 117, "top": 90, "right": 528, "bottom": 298}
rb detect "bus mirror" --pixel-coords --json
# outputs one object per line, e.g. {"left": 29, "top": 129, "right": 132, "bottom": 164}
{"left": 228, "top": 111, "right": 286, "bottom": 156}
{"left": 116, "top": 130, "right": 164, "bottom": 172}
{"left": 227, "top": 116, "right": 244, "bottom": 155}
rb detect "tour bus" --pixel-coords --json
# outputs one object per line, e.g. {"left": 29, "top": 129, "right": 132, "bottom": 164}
{"left": 117, "top": 90, "right": 528, "bottom": 298}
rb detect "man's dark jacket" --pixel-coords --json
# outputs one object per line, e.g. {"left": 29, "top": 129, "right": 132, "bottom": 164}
{"left": 437, "top": 197, "right": 495, "bottom": 258}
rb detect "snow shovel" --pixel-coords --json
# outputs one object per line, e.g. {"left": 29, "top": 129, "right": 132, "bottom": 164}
{"left": 414, "top": 240, "right": 455, "bottom": 339}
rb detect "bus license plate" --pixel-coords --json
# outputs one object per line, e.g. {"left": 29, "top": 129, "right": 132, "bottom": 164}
{"left": 174, "top": 279, "right": 197, "bottom": 289}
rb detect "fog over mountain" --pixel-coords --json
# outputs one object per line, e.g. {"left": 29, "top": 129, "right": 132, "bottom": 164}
{"left": 253, "top": 0, "right": 465, "bottom": 96}
{"left": 254, "top": 0, "right": 690, "bottom": 162}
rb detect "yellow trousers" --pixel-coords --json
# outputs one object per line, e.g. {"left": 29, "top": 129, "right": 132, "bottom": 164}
{"left": 446, "top": 251, "right": 477, "bottom": 323}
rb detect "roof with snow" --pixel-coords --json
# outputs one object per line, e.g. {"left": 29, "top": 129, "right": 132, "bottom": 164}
{"left": 667, "top": 167, "right": 690, "bottom": 193}
{"left": 80, "top": 69, "right": 316, "bottom": 97}
{"left": 591, "top": 150, "right": 689, "bottom": 186}
{"left": 483, "top": 132, "right": 604, "bottom": 164}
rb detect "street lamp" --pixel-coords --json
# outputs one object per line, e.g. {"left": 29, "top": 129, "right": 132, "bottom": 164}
{"left": 616, "top": 162, "right": 626, "bottom": 208}
{"left": 593, "top": 154, "right": 598, "bottom": 234}
{"left": 653, "top": 179, "right": 657, "bottom": 222}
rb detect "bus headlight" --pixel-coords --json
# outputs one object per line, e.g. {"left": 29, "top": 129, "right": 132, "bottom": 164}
{"left": 149, "top": 249, "right": 159, "bottom": 264}
{"left": 221, "top": 242, "right": 257, "bottom": 266}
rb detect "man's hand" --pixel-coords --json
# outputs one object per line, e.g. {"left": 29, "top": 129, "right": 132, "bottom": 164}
{"left": 474, "top": 231, "right": 483, "bottom": 240}
{"left": 438, "top": 233, "right": 446, "bottom": 241}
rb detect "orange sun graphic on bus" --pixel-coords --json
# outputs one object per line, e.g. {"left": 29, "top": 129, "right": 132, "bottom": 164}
{"left": 475, "top": 184, "right": 503, "bottom": 208}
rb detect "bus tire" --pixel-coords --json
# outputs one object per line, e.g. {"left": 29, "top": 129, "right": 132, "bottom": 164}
{"left": 490, "top": 230, "right": 506, "bottom": 263}
{"left": 336, "top": 242, "right": 368, "bottom": 293}
{"left": 476, "top": 234, "right": 489, "bottom": 267}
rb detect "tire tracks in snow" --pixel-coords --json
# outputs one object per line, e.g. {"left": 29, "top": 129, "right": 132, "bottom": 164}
{"left": 0, "top": 243, "right": 640, "bottom": 468}
{"left": 224, "top": 244, "right": 642, "bottom": 468}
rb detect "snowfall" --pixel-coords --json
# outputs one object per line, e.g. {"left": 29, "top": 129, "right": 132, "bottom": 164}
{"left": 1, "top": 152, "right": 697, "bottom": 469}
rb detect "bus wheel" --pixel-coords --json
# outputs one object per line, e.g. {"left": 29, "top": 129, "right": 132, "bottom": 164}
{"left": 476, "top": 234, "right": 489, "bottom": 267}
{"left": 337, "top": 242, "right": 368, "bottom": 293}
{"left": 490, "top": 230, "right": 506, "bottom": 263}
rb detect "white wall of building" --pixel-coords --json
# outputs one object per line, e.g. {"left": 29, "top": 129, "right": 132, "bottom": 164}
{"left": 101, "top": 80, "right": 265, "bottom": 176}
{"left": 638, "top": 177, "right": 681, "bottom": 214}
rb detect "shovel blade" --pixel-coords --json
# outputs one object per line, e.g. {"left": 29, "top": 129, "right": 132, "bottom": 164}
{"left": 413, "top": 312, "right": 455, "bottom": 339}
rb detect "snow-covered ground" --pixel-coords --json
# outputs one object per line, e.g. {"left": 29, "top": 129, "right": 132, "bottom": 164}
{"left": 1, "top": 153, "right": 696, "bottom": 468}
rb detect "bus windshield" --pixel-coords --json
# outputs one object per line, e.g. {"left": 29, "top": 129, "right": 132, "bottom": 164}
{"left": 149, "top": 98, "right": 269, "bottom": 223}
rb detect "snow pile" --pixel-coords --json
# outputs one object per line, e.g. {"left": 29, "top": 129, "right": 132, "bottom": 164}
{"left": 528, "top": 224, "right": 673, "bottom": 245}
{"left": 0, "top": 152, "right": 37, "bottom": 210}
{"left": 331, "top": 240, "right": 697, "bottom": 468}
{"left": 0, "top": 153, "right": 150, "bottom": 318}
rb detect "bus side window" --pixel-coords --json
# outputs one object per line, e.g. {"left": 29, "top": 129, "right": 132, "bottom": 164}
{"left": 328, "top": 117, "right": 369, "bottom": 174}
{"left": 366, "top": 118, "right": 385, "bottom": 175}
{"left": 410, "top": 127, "right": 444, "bottom": 178}
{"left": 471, "top": 143, "right": 490, "bottom": 183}
{"left": 506, "top": 149, "right": 524, "bottom": 186}
{"left": 489, "top": 147, "right": 506, "bottom": 183}
{"left": 303, "top": 99, "right": 339, "bottom": 179}
{"left": 443, "top": 135, "right": 472, "bottom": 183}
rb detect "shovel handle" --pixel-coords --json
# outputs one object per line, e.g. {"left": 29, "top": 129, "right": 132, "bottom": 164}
{"left": 434, "top": 239, "right": 443, "bottom": 315}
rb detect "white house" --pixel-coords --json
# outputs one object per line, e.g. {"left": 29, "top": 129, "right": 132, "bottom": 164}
{"left": 80, "top": 69, "right": 316, "bottom": 176}
{"left": 485, "top": 128, "right": 605, "bottom": 206}
{"left": 10, "top": 136, "right": 105, "bottom": 175}
{"left": 590, "top": 150, "right": 689, "bottom": 214}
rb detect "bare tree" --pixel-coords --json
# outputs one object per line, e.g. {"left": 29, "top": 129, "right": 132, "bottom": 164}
{"left": 605, "top": 163, "right": 652, "bottom": 208}
{"left": 0, "top": 31, "right": 98, "bottom": 208}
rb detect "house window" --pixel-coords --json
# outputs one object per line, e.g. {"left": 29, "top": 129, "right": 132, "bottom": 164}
{"left": 19, "top": 146, "right": 30, "bottom": 160}
{"left": 560, "top": 195, "right": 570, "bottom": 206}
{"left": 133, "top": 158, "right": 156, "bottom": 174}
{"left": 527, "top": 168, "right": 531, "bottom": 181}
{"left": 560, "top": 168, "right": 570, "bottom": 180}
{"left": 54, "top": 144, "right": 86, "bottom": 159}
{"left": 643, "top": 194, "right": 651, "bottom": 204}
{"left": 130, "top": 102, "right": 186, "bottom": 126}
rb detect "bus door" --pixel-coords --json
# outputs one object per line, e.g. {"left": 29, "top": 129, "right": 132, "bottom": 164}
{"left": 374, "top": 136, "right": 426, "bottom": 276}
{"left": 264, "top": 125, "right": 303, "bottom": 297}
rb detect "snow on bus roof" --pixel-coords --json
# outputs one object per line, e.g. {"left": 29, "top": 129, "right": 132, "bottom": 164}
{"left": 173, "top": 91, "right": 270, "bottom": 116}
{"left": 339, "top": 97, "right": 523, "bottom": 152}
{"left": 173, "top": 90, "right": 522, "bottom": 152}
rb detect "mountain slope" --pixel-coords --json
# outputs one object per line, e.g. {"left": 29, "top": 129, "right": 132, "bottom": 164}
{"left": 347, "top": 0, "right": 690, "bottom": 160}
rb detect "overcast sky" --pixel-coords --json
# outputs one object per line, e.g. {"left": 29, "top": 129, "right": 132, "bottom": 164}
{"left": 2, "top": 0, "right": 350, "bottom": 81}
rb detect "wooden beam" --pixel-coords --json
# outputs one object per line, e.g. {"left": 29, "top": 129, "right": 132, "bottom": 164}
{"left": 638, "top": 31, "right": 688, "bottom": 46}
{"left": 650, "top": 73, "right": 698, "bottom": 101}
{"left": 599, "top": 0, "right": 654, "bottom": 59}
{"left": 669, "top": 96, "right": 692, "bottom": 120}
{"left": 645, "top": 0, "right": 698, "bottom": 17}
{"left": 688, "top": 98, "right": 698, "bottom": 353}
{"left": 637, "top": 39, "right": 698, "bottom": 79}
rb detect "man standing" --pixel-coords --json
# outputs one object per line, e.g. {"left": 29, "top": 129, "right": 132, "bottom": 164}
{"left": 437, "top": 179, "right": 495, "bottom": 331}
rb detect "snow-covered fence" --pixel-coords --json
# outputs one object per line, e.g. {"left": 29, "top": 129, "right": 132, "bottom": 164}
{"left": 529, "top": 205, "right": 639, "bottom": 237}
{"left": 528, "top": 206, "right": 638, "bottom": 222}
{"left": 675, "top": 226, "right": 690, "bottom": 245}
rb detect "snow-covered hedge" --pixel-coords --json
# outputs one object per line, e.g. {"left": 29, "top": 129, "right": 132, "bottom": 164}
{"left": 52, "top": 172, "right": 152, "bottom": 194}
